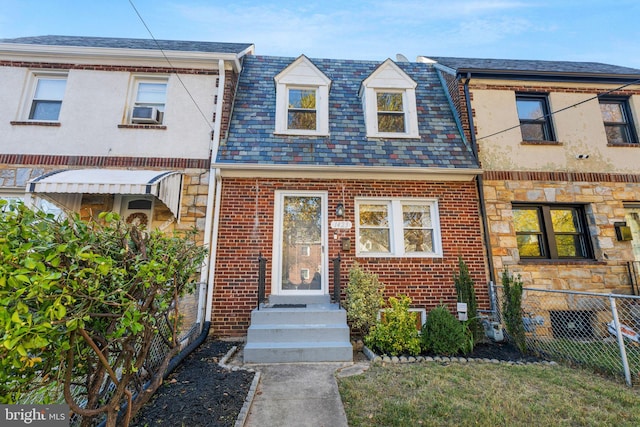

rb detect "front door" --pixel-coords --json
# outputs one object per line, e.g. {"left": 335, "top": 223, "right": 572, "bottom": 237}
{"left": 273, "top": 191, "right": 327, "bottom": 295}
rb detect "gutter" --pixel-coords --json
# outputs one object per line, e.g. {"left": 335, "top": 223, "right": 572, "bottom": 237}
{"left": 462, "top": 73, "right": 496, "bottom": 286}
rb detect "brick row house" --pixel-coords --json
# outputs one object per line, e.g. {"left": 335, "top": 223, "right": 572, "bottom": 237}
{"left": 0, "top": 36, "right": 253, "bottom": 329}
{"left": 212, "top": 55, "right": 487, "bottom": 361}
{"left": 425, "top": 56, "right": 640, "bottom": 303}
{"left": 6, "top": 34, "right": 640, "bottom": 363}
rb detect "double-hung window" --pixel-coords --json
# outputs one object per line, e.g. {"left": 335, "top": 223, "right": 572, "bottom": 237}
{"left": 599, "top": 97, "right": 637, "bottom": 144}
{"left": 287, "top": 88, "right": 317, "bottom": 130}
{"left": 29, "top": 76, "right": 67, "bottom": 121}
{"left": 129, "top": 78, "right": 167, "bottom": 124}
{"left": 516, "top": 94, "right": 555, "bottom": 142}
{"left": 376, "top": 92, "right": 405, "bottom": 133}
{"left": 356, "top": 198, "right": 442, "bottom": 257}
{"left": 513, "top": 204, "right": 592, "bottom": 260}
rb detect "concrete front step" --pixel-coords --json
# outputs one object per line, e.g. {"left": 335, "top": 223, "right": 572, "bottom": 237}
{"left": 247, "top": 323, "right": 349, "bottom": 343}
{"left": 268, "top": 294, "right": 330, "bottom": 305}
{"left": 250, "top": 304, "right": 346, "bottom": 326}
{"left": 245, "top": 296, "right": 352, "bottom": 363}
{"left": 243, "top": 341, "right": 353, "bottom": 363}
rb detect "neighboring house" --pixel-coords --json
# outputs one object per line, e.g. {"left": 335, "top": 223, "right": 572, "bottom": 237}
{"left": 212, "top": 54, "right": 487, "bottom": 355}
{"left": 425, "top": 56, "right": 640, "bottom": 296}
{"left": 0, "top": 35, "right": 254, "bottom": 327}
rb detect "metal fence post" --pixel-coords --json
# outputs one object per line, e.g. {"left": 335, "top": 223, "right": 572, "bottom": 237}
{"left": 609, "top": 295, "right": 632, "bottom": 387}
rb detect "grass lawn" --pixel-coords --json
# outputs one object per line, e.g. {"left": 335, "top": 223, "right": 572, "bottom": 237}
{"left": 338, "top": 362, "right": 640, "bottom": 426}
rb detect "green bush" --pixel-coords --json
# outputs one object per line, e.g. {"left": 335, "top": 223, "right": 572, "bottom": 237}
{"left": 0, "top": 202, "right": 206, "bottom": 427}
{"left": 501, "top": 269, "right": 527, "bottom": 354}
{"left": 364, "top": 295, "right": 421, "bottom": 356}
{"left": 345, "top": 262, "right": 385, "bottom": 336}
{"left": 421, "top": 305, "right": 467, "bottom": 356}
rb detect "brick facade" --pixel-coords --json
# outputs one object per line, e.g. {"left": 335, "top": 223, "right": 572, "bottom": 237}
{"left": 212, "top": 177, "right": 488, "bottom": 336}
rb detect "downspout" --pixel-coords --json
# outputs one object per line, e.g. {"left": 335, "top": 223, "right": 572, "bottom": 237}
{"left": 462, "top": 73, "right": 497, "bottom": 288}
{"left": 201, "top": 59, "right": 226, "bottom": 323}
{"left": 205, "top": 171, "right": 222, "bottom": 322}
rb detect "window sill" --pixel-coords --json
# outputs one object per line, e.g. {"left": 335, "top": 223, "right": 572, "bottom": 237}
{"left": 10, "top": 121, "right": 61, "bottom": 127}
{"left": 273, "top": 131, "right": 329, "bottom": 137}
{"left": 607, "top": 142, "right": 639, "bottom": 147}
{"left": 356, "top": 253, "right": 443, "bottom": 258}
{"left": 518, "top": 259, "right": 605, "bottom": 265}
{"left": 118, "top": 124, "right": 167, "bottom": 130}
{"left": 520, "top": 140, "right": 562, "bottom": 146}
{"left": 366, "top": 133, "right": 420, "bottom": 140}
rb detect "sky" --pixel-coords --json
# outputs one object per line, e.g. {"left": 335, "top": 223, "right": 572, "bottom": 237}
{"left": 0, "top": 0, "right": 639, "bottom": 68}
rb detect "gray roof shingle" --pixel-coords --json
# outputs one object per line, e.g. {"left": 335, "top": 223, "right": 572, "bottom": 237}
{"left": 426, "top": 56, "right": 640, "bottom": 77}
{"left": 217, "top": 55, "right": 478, "bottom": 170}
{"left": 0, "top": 35, "right": 253, "bottom": 55}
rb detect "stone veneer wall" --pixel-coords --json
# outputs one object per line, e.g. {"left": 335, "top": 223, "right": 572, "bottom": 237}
{"left": 212, "top": 177, "right": 488, "bottom": 337}
{"left": 0, "top": 163, "right": 210, "bottom": 244}
{"left": 484, "top": 171, "right": 639, "bottom": 295}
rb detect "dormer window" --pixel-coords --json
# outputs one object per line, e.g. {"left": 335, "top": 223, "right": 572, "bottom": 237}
{"left": 361, "top": 59, "right": 419, "bottom": 138}
{"left": 275, "top": 55, "right": 331, "bottom": 136}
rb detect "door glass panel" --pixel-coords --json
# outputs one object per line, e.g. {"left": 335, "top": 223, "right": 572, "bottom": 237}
{"left": 281, "top": 196, "right": 322, "bottom": 291}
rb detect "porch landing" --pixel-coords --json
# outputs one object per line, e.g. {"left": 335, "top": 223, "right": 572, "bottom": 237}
{"left": 244, "top": 295, "right": 353, "bottom": 363}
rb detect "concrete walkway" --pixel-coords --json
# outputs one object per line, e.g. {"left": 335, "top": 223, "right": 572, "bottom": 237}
{"left": 244, "top": 363, "right": 350, "bottom": 427}
{"left": 226, "top": 346, "right": 370, "bottom": 427}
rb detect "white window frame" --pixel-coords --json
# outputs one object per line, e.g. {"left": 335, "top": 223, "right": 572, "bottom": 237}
{"left": 23, "top": 72, "right": 68, "bottom": 122}
{"left": 360, "top": 59, "right": 419, "bottom": 139}
{"left": 274, "top": 55, "right": 331, "bottom": 136}
{"left": 127, "top": 76, "right": 168, "bottom": 124}
{"left": 355, "top": 198, "right": 442, "bottom": 258}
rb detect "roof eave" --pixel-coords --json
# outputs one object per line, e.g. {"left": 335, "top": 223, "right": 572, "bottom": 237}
{"left": 0, "top": 42, "right": 254, "bottom": 71}
{"left": 213, "top": 163, "right": 482, "bottom": 181}
{"left": 452, "top": 68, "right": 640, "bottom": 84}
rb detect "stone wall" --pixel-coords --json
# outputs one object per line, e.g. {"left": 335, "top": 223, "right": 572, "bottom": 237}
{"left": 484, "top": 172, "right": 639, "bottom": 294}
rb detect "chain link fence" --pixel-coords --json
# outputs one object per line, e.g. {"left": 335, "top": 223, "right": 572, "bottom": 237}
{"left": 492, "top": 283, "right": 640, "bottom": 386}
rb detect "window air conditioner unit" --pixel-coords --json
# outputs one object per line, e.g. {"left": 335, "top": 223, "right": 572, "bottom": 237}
{"left": 131, "top": 106, "right": 161, "bottom": 124}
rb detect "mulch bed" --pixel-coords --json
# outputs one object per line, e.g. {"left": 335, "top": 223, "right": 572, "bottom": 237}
{"left": 131, "top": 339, "right": 255, "bottom": 427}
{"left": 131, "top": 339, "right": 537, "bottom": 426}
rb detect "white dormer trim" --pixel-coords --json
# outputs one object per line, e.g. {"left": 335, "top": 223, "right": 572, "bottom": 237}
{"left": 274, "top": 55, "right": 331, "bottom": 136}
{"left": 360, "top": 59, "right": 419, "bottom": 138}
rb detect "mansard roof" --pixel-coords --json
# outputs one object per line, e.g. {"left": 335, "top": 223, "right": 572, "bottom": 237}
{"left": 0, "top": 35, "right": 254, "bottom": 55}
{"left": 217, "top": 55, "right": 478, "bottom": 171}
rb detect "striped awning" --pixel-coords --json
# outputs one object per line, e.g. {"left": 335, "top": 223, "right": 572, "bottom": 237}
{"left": 27, "top": 169, "right": 183, "bottom": 219}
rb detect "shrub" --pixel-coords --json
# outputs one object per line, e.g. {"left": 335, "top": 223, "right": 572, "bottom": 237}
{"left": 0, "top": 202, "right": 206, "bottom": 427}
{"left": 421, "top": 305, "right": 467, "bottom": 356}
{"left": 454, "top": 257, "right": 481, "bottom": 345}
{"left": 501, "top": 269, "right": 527, "bottom": 354}
{"left": 364, "top": 295, "right": 421, "bottom": 356}
{"left": 345, "top": 262, "right": 385, "bottom": 336}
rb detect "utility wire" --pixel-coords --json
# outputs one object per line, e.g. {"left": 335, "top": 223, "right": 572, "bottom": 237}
{"left": 128, "top": 0, "right": 216, "bottom": 133}
{"left": 476, "top": 78, "right": 640, "bottom": 141}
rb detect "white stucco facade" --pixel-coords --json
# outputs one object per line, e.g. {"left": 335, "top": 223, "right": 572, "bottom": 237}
{"left": 0, "top": 66, "right": 218, "bottom": 159}
{"left": 471, "top": 79, "right": 640, "bottom": 174}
